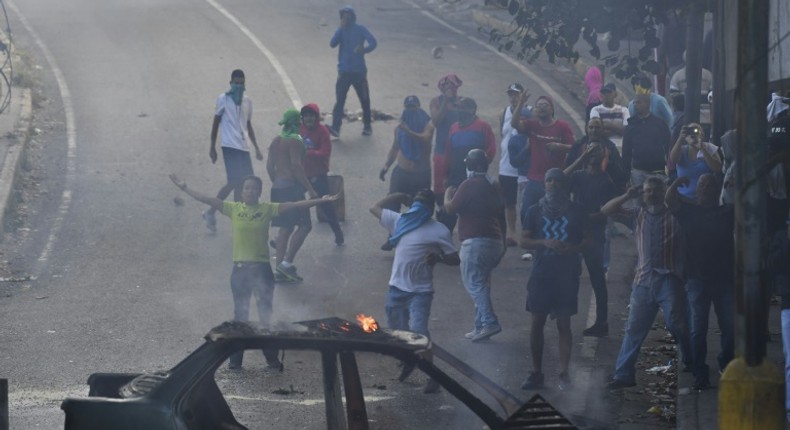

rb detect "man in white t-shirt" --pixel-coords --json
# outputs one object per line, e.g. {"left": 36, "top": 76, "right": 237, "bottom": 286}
{"left": 590, "top": 83, "right": 629, "bottom": 150}
{"left": 499, "top": 83, "right": 525, "bottom": 247}
{"left": 370, "top": 189, "right": 458, "bottom": 393}
{"left": 204, "top": 69, "right": 264, "bottom": 233}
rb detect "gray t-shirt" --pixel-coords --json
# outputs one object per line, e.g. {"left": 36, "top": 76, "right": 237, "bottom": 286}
{"left": 380, "top": 210, "right": 456, "bottom": 293}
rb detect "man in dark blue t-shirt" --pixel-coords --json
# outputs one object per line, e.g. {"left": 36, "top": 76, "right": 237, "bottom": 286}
{"left": 519, "top": 168, "right": 589, "bottom": 391}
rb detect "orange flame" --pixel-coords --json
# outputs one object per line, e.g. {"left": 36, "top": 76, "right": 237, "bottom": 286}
{"left": 356, "top": 314, "right": 379, "bottom": 333}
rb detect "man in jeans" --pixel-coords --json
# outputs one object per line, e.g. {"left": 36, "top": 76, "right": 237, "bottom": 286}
{"left": 444, "top": 149, "right": 506, "bottom": 342}
{"left": 328, "top": 5, "right": 377, "bottom": 137}
{"left": 169, "top": 174, "right": 338, "bottom": 370}
{"left": 666, "top": 174, "right": 734, "bottom": 389}
{"left": 369, "top": 189, "right": 459, "bottom": 392}
{"left": 602, "top": 176, "right": 690, "bottom": 389}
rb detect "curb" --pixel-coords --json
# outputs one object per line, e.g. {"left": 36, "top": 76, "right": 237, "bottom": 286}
{"left": 0, "top": 87, "right": 33, "bottom": 236}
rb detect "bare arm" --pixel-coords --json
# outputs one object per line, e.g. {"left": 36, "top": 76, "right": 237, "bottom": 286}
{"left": 247, "top": 120, "right": 263, "bottom": 161}
{"left": 278, "top": 194, "right": 339, "bottom": 214}
{"left": 700, "top": 143, "right": 722, "bottom": 172}
{"left": 601, "top": 186, "right": 640, "bottom": 216}
{"left": 665, "top": 176, "right": 692, "bottom": 212}
{"left": 210, "top": 115, "right": 221, "bottom": 164}
{"left": 669, "top": 132, "right": 686, "bottom": 164}
{"left": 430, "top": 97, "right": 447, "bottom": 125}
{"left": 399, "top": 121, "right": 435, "bottom": 144}
{"left": 380, "top": 128, "right": 400, "bottom": 181}
{"left": 510, "top": 90, "right": 531, "bottom": 133}
{"left": 369, "top": 192, "right": 411, "bottom": 220}
{"left": 266, "top": 138, "right": 277, "bottom": 182}
{"left": 170, "top": 174, "right": 223, "bottom": 211}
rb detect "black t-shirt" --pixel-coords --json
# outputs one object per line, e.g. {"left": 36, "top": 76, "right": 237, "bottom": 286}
{"left": 674, "top": 202, "right": 734, "bottom": 281}
{"left": 524, "top": 202, "right": 586, "bottom": 278}
{"left": 570, "top": 170, "right": 616, "bottom": 242}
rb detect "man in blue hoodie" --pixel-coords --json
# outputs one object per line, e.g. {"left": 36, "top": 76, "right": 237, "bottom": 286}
{"left": 329, "top": 5, "right": 377, "bottom": 137}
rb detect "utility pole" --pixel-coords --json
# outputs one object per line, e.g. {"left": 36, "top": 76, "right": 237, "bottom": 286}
{"left": 718, "top": 0, "right": 784, "bottom": 427}
{"left": 684, "top": 0, "right": 705, "bottom": 125}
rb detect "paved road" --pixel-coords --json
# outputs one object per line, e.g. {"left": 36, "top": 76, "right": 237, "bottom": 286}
{"left": 0, "top": 1, "right": 639, "bottom": 428}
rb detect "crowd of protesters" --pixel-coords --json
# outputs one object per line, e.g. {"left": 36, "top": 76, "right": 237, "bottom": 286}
{"left": 165, "top": 5, "right": 790, "bottom": 405}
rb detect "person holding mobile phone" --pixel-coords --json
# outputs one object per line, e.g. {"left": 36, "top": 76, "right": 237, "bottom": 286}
{"left": 668, "top": 122, "right": 721, "bottom": 199}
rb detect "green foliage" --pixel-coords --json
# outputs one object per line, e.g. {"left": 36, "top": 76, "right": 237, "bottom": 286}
{"left": 485, "top": 0, "right": 693, "bottom": 81}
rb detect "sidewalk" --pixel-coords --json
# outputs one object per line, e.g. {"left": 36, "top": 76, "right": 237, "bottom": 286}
{"left": 676, "top": 300, "right": 787, "bottom": 430}
{"left": 463, "top": 3, "right": 788, "bottom": 429}
{"left": 0, "top": 86, "right": 33, "bottom": 234}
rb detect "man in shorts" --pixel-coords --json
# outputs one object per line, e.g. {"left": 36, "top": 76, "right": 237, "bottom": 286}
{"left": 520, "top": 168, "right": 589, "bottom": 391}
{"left": 204, "top": 69, "right": 264, "bottom": 233}
{"left": 267, "top": 109, "right": 318, "bottom": 283}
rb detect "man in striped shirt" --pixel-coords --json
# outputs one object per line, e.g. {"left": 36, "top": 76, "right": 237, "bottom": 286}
{"left": 601, "top": 176, "right": 691, "bottom": 389}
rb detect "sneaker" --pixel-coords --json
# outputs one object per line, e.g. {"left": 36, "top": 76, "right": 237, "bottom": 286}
{"left": 464, "top": 328, "right": 480, "bottom": 340}
{"left": 520, "top": 252, "right": 533, "bottom": 261}
{"left": 606, "top": 378, "right": 636, "bottom": 389}
{"left": 582, "top": 322, "right": 609, "bottom": 337}
{"left": 557, "top": 372, "right": 572, "bottom": 391}
{"left": 333, "top": 228, "right": 345, "bottom": 246}
{"left": 520, "top": 372, "right": 545, "bottom": 390}
{"left": 265, "top": 359, "right": 284, "bottom": 372}
{"left": 327, "top": 126, "right": 340, "bottom": 138}
{"left": 423, "top": 378, "right": 441, "bottom": 394}
{"left": 274, "top": 271, "right": 298, "bottom": 284}
{"left": 362, "top": 126, "right": 372, "bottom": 136}
{"left": 471, "top": 324, "right": 502, "bottom": 342}
{"left": 202, "top": 210, "right": 217, "bottom": 233}
{"left": 276, "top": 263, "right": 303, "bottom": 282}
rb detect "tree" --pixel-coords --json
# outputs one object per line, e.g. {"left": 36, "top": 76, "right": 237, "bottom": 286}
{"left": 484, "top": 0, "right": 696, "bottom": 82}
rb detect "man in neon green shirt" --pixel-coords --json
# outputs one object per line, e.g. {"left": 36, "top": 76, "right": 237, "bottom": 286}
{"left": 170, "top": 174, "right": 338, "bottom": 369}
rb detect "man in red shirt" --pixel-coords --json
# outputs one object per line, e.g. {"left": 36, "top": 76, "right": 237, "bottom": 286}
{"left": 301, "top": 103, "right": 344, "bottom": 246}
{"left": 511, "top": 92, "right": 575, "bottom": 226}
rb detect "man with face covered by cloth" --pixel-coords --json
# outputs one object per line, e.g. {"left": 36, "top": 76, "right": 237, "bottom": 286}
{"left": 268, "top": 109, "right": 318, "bottom": 283}
{"left": 520, "top": 168, "right": 589, "bottom": 391}
{"left": 380, "top": 96, "right": 434, "bottom": 207}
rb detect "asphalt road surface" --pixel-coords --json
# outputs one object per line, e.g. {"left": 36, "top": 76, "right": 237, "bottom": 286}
{"left": 0, "top": 1, "right": 650, "bottom": 428}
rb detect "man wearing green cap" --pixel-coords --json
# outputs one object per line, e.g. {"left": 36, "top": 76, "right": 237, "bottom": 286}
{"left": 268, "top": 109, "right": 318, "bottom": 282}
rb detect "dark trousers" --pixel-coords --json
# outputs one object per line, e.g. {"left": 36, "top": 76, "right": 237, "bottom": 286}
{"left": 310, "top": 174, "right": 342, "bottom": 235}
{"left": 383, "top": 167, "right": 431, "bottom": 211}
{"left": 582, "top": 238, "right": 608, "bottom": 325}
{"left": 332, "top": 71, "right": 371, "bottom": 131}
{"left": 229, "top": 263, "right": 279, "bottom": 366}
{"left": 686, "top": 278, "right": 735, "bottom": 384}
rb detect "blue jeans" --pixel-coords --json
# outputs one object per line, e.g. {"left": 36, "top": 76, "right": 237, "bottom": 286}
{"left": 782, "top": 309, "right": 790, "bottom": 421}
{"left": 229, "top": 263, "right": 278, "bottom": 366}
{"left": 520, "top": 180, "right": 545, "bottom": 228}
{"left": 385, "top": 286, "right": 433, "bottom": 338}
{"left": 582, "top": 238, "right": 608, "bottom": 325}
{"left": 686, "top": 278, "right": 735, "bottom": 384}
{"left": 460, "top": 237, "right": 504, "bottom": 330}
{"left": 613, "top": 273, "right": 690, "bottom": 382}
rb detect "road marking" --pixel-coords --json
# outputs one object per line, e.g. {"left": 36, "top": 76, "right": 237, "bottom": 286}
{"left": 7, "top": 0, "right": 77, "bottom": 273}
{"left": 205, "top": 0, "right": 302, "bottom": 109}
